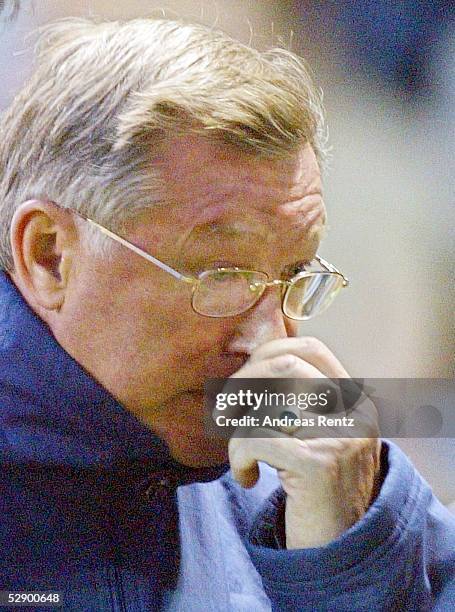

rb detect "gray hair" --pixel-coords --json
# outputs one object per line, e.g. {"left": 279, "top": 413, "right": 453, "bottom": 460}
{"left": 0, "top": 17, "right": 328, "bottom": 271}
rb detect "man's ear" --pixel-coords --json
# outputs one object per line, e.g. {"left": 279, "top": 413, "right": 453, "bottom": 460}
{"left": 10, "top": 200, "right": 78, "bottom": 311}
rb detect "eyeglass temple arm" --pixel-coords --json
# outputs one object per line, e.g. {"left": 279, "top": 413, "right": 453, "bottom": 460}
{"left": 53, "top": 204, "right": 347, "bottom": 288}
{"left": 84, "top": 218, "right": 194, "bottom": 284}
{"left": 84, "top": 221, "right": 349, "bottom": 288}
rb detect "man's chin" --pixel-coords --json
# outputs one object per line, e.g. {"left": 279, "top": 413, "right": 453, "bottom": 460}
{"left": 148, "top": 390, "right": 230, "bottom": 468}
{"left": 166, "top": 436, "right": 229, "bottom": 468}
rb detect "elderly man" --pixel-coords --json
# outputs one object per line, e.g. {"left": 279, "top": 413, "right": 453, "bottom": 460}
{"left": 0, "top": 17, "right": 453, "bottom": 611}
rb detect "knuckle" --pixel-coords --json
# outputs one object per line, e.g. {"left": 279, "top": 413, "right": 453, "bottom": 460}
{"left": 269, "top": 354, "right": 300, "bottom": 374}
{"left": 303, "top": 336, "right": 326, "bottom": 357}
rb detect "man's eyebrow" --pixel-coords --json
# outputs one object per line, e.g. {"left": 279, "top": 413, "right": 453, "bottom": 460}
{"left": 190, "top": 221, "right": 271, "bottom": 243}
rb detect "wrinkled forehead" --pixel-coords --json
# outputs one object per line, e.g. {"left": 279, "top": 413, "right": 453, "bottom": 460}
{"left": 156, "top": 136, "right": 326, "bottom": 247}
{"left": 181, "top": 214, "right": 324, "bottom": 252}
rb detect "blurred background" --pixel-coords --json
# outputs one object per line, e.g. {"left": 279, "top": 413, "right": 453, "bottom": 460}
{"left": 1, "top": 0, "right": 454, "bottom": 506}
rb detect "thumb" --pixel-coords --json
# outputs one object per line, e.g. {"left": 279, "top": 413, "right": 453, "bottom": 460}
{"left": 228, "top": 437, "right": 260, "bottom": 488}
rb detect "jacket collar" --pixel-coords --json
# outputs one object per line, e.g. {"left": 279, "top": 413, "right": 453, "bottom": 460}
{"left": 0, "top": 271, "right": 228, "bottom": 484}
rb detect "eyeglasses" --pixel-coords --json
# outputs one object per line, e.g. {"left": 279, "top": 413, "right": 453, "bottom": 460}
{"left": 78, "top": 213, "right": 348, "bottom": 320}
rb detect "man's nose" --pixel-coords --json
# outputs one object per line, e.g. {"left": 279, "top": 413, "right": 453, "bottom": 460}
{"left": 227, "top": 290, "right": 297, "bottom": 355}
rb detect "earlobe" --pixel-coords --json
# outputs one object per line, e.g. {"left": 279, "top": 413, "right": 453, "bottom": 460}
{"left": 10, "top": 201, "right": 75, "bottom": 312}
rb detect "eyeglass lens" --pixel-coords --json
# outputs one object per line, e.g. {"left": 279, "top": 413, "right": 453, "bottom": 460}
{"left": 191, "top": 270, "right": 268, "bottom": 317}
{"left": 283, "top": 273, "right": 344, "bottom": 320}
{"left": 192, "top": 269, "right": 343, "bottom": 319}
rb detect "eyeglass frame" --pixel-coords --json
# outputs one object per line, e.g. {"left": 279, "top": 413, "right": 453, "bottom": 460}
{"left": 66, "top": 207, "right": 349, "bottom": 319}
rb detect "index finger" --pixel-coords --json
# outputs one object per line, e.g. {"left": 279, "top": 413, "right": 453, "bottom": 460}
{"left": 248, "top": 336, "right": 349, "bottom": 378}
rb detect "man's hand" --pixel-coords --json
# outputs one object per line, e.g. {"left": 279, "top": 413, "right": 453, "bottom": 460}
{"left": 227, "top": 337, "right": 381, "bottom": 549}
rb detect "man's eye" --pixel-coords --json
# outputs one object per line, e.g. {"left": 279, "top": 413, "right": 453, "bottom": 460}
{"left": 212, "top": 270, "right": 234, "bottom": 282}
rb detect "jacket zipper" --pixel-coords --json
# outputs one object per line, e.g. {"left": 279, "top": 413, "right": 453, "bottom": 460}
{"left": 109, "top": 563, "right": 128, "bottom": 612}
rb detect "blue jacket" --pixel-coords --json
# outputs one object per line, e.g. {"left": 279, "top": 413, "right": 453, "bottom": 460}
{"left": 0, "top": 270, "right": 454, "bottom": 611}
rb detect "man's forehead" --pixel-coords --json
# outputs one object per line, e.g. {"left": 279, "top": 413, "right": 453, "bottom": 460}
{"left": 183, "top": 218, "right": 273, "bottom": 246}
{"left": 182, "top": 209, "right": 325, "bottom": 245}
{"left": 175, "top": 188, "right": 326, "bottom": 252}
{"left": 159, "top": 135, "right": 322, "bottom": 195}
{"left": 158, "top": 138, "right": 324, "bottom": 224}
{"left": 135, "top": 137, "right": 326, "bottom": 259}
{"left": 199, "top": 219, "right": 268, "bottom": 237}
